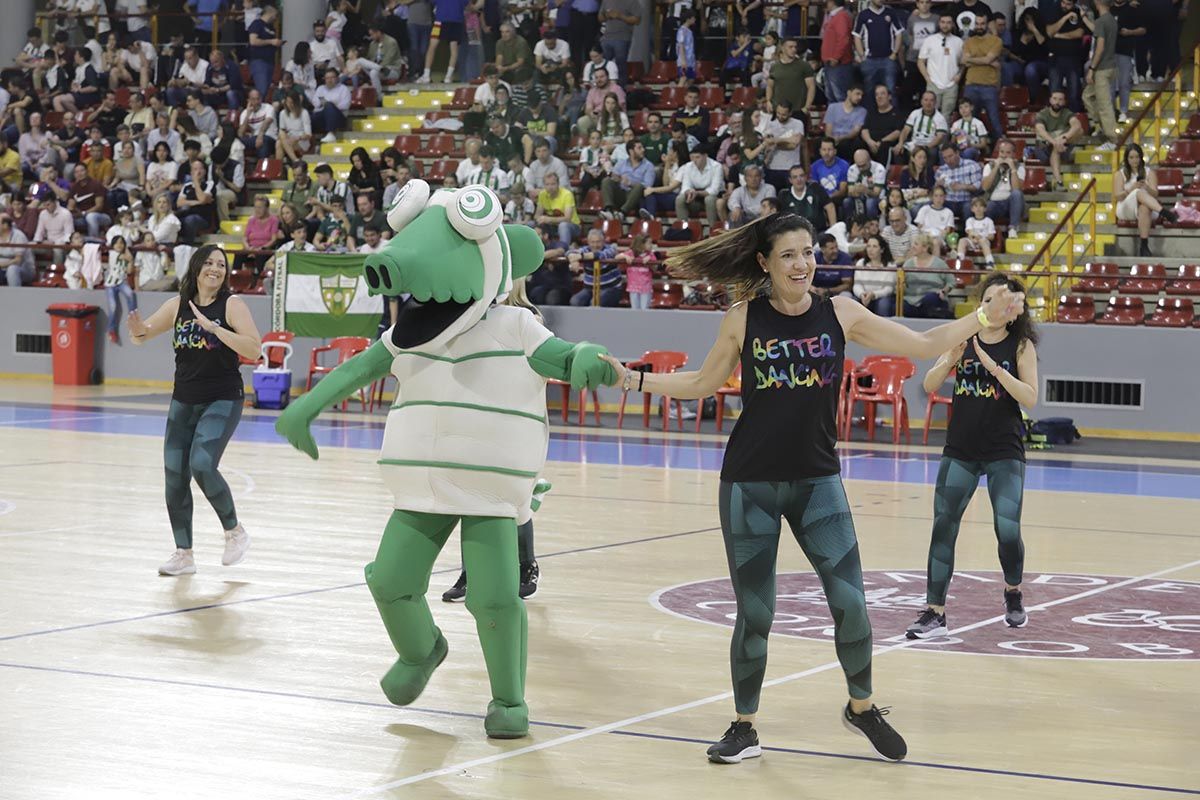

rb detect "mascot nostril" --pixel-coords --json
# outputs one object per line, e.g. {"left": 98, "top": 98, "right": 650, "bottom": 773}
{"left": 274, "top": 182, "right": 618, "bottom": 741}
{"left": 364, "top": 265, "right": 380, "bottom": 291}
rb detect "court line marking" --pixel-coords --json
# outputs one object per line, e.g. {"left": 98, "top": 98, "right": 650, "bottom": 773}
{"left": 0, "top": 526, "right": 720, "bottom": 644}
{"left": 0, "top": 661, "right": 1195, "bottom": 797}
{"left": 0, "top": 523, "right": 91, "bottom": 539}
{"left": 339, "top": 555, "right": 1200, "bottom": 797}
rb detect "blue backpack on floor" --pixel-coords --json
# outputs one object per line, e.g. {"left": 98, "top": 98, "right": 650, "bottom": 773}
{"left": 1031, "top": 417, "right": 1082, "bottom": 445}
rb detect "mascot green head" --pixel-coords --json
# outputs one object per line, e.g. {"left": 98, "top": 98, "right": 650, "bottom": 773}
{"left": 363, "top": 180, "right": 546, "bottom": 350}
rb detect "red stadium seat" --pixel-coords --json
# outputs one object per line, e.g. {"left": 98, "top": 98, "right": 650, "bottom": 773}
{"left": 1014, "top": 111, "right": 1039, "bottom": 133}
{"left": 696, "top": 61, "right": 717, "bottom": 83}
{"left": 33, "top": 262, "right": 68, "bottom": 288}
{"left": 1023, "top": 166, "right": 1047, "bottom": 194}
{"left": 1119, "top": 263, "right": 1167, "bottom": 293}
{"left": 1157, "top": 167, "right": 1185, "bottom": 195}
{"left": 730, "top": 86, "right": 757, "bottom": 110}
{"left": 708, "top": 109, "right": 728, "bottom": 134}
{"left": 578, "top": 188, "right": 603, "bottom": 214}
{"left": 645, "top": 60, "right": 676, "bottom": 84}
{"left": 393, "top": 135, "right": 421, "bottom": 156}
{"left": 1163, "top": 140, "right": 1200, "bottom": 167}
{"left": 650, "top": 280, "right": 683, "bottom": 308}
{"left": 1145, "top": 297, "right": 1195, "bottom": 327}
{"left": 627, "top": 60, "right": 646, "bottom": 84}
{"left": 710, "top": 220, "right": 733, "bottom": 235}
{"left": 1166, "top": 264, "right": 1200, "bottom": 295}
{"left": 229, "top": 268, "right": 258, "bottom": 294}
{"left": 949, "top": 258, "right": 975, "bottom": 289}
{"left": 886, "top": 164, "right": 904, "bottom": 188}
{"left": 423, "top": 159, "right": 456, "bottom": 182}
{"left": 653, "top": 86, "right": 687, "bottom": 111}
{"left": 999, "top": 86, "right": 1030, "bottom": 113}
{"left": 1056, "top": 294, "right": 1096, "bottom": 324}
{"left": 1095, "top": 295, "right": 1145, "bottom": 325}
{"left": 592, "top": 218, "right": 623, "bottom": 243}
{"left": 248, "top": 158, "right": 284, "bottom": 181}
{"left": 655, "top": 220, "right": 703, "bottom": 248}
{"left": 417, "top": 134, "right": 456, "bottom": 159}
{"left": 1185, "top": 113, "right": 1200, "bottom": 138}
{"left": 1073, "top": 261, "right": 1120, "bottom": 292}
{"left": 448, "top": 86, "right": 475, "bottom": 110}
{"left": 350, "top": 86, "right": 377, "bottom": 110}
{"left": 630, "top": 109, "right": 650, "bottom": 134}
{"left": 621, "top": 218, "right": 663, "bottom": 245}
{"left": 698, "top": 86, "right": 725, "bottom": 110}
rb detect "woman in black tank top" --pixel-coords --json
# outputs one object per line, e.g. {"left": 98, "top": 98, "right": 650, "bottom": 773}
{"left": 126, "top": 245, "right": 263, "bottom": 577}
{"left": 905, "top": 273, "right": 1040, "bottom": 642}
{"left": 601, "top": 214, "right": 1027, "bottom": 765}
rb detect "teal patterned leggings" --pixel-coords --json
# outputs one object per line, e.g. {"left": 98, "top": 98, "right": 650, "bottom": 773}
{"left": 926, "top": 456, "right": 1026, "bottom": 606}
{"left": 719, "top": 477, "right": 873, "bottom": 714}
{"left": 164, "top": 399, "right": 242, "bottom": 549}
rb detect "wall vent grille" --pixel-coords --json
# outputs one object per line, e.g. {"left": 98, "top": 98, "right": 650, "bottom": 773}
{"left": 1044, "top": 377, "right": 1143, "bottom": 410}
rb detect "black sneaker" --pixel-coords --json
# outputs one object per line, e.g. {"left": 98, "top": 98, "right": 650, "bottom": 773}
{"left": 1160, "top": 207, "right": 1179, "bottom": 225}
{"left": 705, "top": 721, "right": 761, "bottom": 764}
{"left": 519, "top": 560, "right": 539, "bottom": 599}
{"left": 1004, "top": 589, "right": 1027, "bottom": 628}
{"left": 905, "top": 608, "right": 947, "bottom": 640}
{"left": 842, "top": 704, "right": 907, "bottom": 762}
{"left": 441, "top": 570, "right": 466, "bottom": 602}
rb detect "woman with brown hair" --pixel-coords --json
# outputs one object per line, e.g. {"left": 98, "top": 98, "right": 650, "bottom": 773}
{"left": 125, "top": 245, "right": 263, "bottom": 576}
{"left": 599, "top": 212, "right": 1025, "bottom": 765}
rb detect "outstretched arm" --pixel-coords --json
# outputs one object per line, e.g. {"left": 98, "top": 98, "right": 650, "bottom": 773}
{"left": 528, "top": 337, "right": 617, "bottom": 389}
{"left": 274, "top": 339, "right": 394, "bottom": 459}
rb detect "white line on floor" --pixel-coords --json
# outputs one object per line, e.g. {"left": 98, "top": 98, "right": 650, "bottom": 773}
{"left": 339, "top": 555, "right": 1200, "bottom": 798}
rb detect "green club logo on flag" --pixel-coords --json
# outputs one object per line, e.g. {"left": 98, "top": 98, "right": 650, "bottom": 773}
{"left": 320, "top": 273, "right": 359, "bottom": 317}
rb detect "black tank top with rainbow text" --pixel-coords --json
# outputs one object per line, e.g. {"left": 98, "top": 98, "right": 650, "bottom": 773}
{"left": 721, "top": 294, "right": 845, "bottom": 482}
{"left": 944, "top": 333, "right": 1025, "bottom": 463}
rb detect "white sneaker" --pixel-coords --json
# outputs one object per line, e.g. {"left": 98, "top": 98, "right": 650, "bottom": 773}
{"left": 1118, "top": 113, "right": 1130, "bottom": 124}
{"left": 1096, "top": 142, "right": 1117, "bottom": 152}
{"left": 222, "top": 525, "right": 250, "bottom": 566}
{"left": 443, "top": 71, "right": 455, "bottom": 84}
{"left": 414, "top": 73, "right": 431, "bottom": 85}
{"left": 321, "top": 132, "right": 337, "bottom": 143}
{"left": 159, "top": 548, "right": 196, "bottom": 576}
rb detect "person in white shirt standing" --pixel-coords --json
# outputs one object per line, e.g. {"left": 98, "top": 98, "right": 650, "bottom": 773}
{"left": 674, "top": 149, "right": 724, "bottom": 221}
{"left": 312, "top": 68, "right": 351, "bottom": 143}
{"left": 917, "top": 13, "right": 963, "bottom": 121}
{"left": 761, "top": 100, "right": 805, "bottom": 192}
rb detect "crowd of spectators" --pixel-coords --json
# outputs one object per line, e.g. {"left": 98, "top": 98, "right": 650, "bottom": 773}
{"left": 0, "top": 0, "right": 1188, "bottom": 318}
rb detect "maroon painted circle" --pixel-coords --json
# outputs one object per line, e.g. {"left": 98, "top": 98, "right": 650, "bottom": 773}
{"left": 652, "top": 571, "right": 1200, "bottom": 660}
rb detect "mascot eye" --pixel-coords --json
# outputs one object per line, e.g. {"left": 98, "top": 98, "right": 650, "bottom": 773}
{"left": 446, "top": 186, "right": 502, "bottom": 241}
{"left": 385, "top": 178, "right": 431, "bottom": 233}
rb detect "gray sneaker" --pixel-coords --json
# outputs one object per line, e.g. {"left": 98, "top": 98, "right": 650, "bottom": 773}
{"left": 905, "top": 608, "right": 947, "bottom": 640}
{"left": 1004, "top": 590, "right": 1028, "bottom": 628}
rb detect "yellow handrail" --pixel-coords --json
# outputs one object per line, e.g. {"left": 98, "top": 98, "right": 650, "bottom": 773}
{"left": 1023, "top": 177, "right": 1099, "bottom": 321}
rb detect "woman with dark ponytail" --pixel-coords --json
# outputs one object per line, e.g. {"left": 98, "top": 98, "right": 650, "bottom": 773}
{"left": 905, "top": 272, "right": 1040, "bottom": 641}
{"left": 600, "top": 213, "right": 1026, "bottom": 765}
{"left": 126, "top": 245, "right": 263, "bottom": 576}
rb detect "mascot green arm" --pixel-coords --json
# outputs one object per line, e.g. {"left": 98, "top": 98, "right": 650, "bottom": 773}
{"left": 274, "top": 339, "right": 394, "bottom": 460}
{"left": 527, "top": 338, "right": 617, "bottom": 390}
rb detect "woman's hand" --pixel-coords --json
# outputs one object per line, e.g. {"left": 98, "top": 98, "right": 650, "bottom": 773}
{"left": 947, "top": 338, "right": 967, "bottom": 364}
{"left": 982, "top": 285, "right": 1026, "bottom": 324}
{"left": 189, "top": 301, "right": 220, "bottom": 333}
{"left": 599, "top": 354, "right": 629, "bottom": 387}
{"left": 127, "top": 309, "right": 149, "bottom": 339}
{"left": 973, "top": 336, "right": 999, "bottom": 374}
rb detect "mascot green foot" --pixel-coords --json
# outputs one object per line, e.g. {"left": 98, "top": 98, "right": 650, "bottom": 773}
{"left": 485, "top": 699, "right": 530, "bottom": 739}
{"left": 379, "top": 629, "right": 449, "bottom": 706}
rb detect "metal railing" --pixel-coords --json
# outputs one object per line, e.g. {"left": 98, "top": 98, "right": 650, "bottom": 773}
{"left": 1020, "top": 177, "right": 1099, "bottom": 321}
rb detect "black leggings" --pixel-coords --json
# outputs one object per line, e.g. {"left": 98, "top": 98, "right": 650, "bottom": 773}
{"left": 164, "top": 398, "right": 242, "bottom": 549}
{"left": 926, "top": 456, "right": 1026, "bottom": 605}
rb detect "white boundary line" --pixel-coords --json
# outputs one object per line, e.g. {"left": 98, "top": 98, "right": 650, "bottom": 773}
{"left": 339, "top": 556, "right": 1200, "bottom": 798}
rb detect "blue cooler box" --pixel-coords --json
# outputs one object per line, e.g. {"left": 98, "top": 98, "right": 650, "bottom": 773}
{"left": 252, "top": 341, "right": 294, "bottom": 409}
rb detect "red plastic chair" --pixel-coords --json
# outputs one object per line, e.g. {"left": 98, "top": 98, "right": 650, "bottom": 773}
{"left": 655, "top": 219, "right": 703, "bottom": 247}
{"left": 249, "top": 158, "right": 284, "bottom": 181}
{"left": 239, "top": 330, "right": 296, "bottom": 367}
{"left": 922, "top": 369, "right": 955, "bottom": 445}
{"left": 1164, "top": 139, "right": 1200, "bottom": 167}
{"left": 423, "top": 159, "right": 456, "bottom": 182}
{"left": 448, "top": 86, "right": 475, "bottom": 110}
{"left": 417, "top": 134, "right": 456, "bottom": 159}
{"left": 1157, "top": 168, "right": 1185, "bottom": 195}
{"left": 1073, "top": 261, "right": 1120, "bottom": 292}
{"left": 547, "top": 379, "right": 601, "bottom": 425}
{"left": 696, "top": 364, "right": 741, "bottom": 432}
{"left": 350, "top": 86, "right": 377, "bottom": 109}
{"left": 837, "top": 358, "right": 856, "bottom": 441}
{"left": 650, "top": 281, "right": 683, "bottom": 308}
{"left": 1184, "top": 113, "right": 1200, "bottom": 138}
{"left": 1119, "top": 263, "right": 1167, "bottom": 294}
{"left": 1166, "top": 264, "right": 1200, "bottom": 295}
{"left": 1095, "top": 296, "right": 1146, "bottom": 326}
{"left": 1022, "top": 166, "right": 1047, "bottom": 194}
{"left": 393, "top": 134, "right": 422, "bottom": 156}
{"left": 645, "top": 60, "right": 676, "bottom": 84}
{"left": 730, "top": 86, "right": 757, "bottom": 109}
{"left": 630, "top": 109, "right": 650, "bottom": 134}
{"left": 1056, "top": 294, "right": 1096, "bottom": 324}
{"left": 698, "top": 86, "right": 725, "bottom": 110}
{"left": 653, "top": 86, "right": 687, "bottom": 111}
{"left": 620, "top": 218, "right": 662, "bottom": 245}
{"left": 1145, "top": 297, "right": 1195, "bottom": 327}
{"left": 578, "top": 188, "right": 603, "bottom": 214}
{"left": 229, "top": 268, "right": 258, "bottom": 295}
{"left": 306, "top": 336, "right": 372, "bottom": 411}
{"left": 999, "top": 86, "right": 1030, "bottom": 113}
{"left": 592, "top": 217, "right": 623, "bottom": 243}
{"left": 845, "top": 356, "right": 916, "bottom": 443}
{"left": 618, "top": 350, "right": 688, "bottom": 430}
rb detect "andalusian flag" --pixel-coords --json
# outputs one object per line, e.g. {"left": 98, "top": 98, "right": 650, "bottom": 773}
{"left": 272, "top": 252, "right": 384, "bottom": 337}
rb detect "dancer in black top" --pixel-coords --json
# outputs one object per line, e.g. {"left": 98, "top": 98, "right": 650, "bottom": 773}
{"left": 906, "top": 272, "right": 1040, "bottom": 640}
{"left": 127, "top": 245, "right": 263, "bottom": 576}
{"left": 601, "top": 213, "right": 1025, "bottom": 764}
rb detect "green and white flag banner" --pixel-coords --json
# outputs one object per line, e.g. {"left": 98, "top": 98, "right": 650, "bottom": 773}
{"left": 272, "top": 252, "right": 383, "bottom": 338}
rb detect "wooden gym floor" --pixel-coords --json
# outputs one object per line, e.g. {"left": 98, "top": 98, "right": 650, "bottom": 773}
{"left": 1, "top": 382, "right": 1198, "bottom": 800}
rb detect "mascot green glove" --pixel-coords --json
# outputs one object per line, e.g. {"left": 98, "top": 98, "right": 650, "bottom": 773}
{"left": 275, "top": 181, "right": 615, "bottom": 739}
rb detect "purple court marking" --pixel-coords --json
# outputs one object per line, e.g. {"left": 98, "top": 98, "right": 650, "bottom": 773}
{"left": 654, "top": 571, "right": 1200, "bottom": 660}
{"left": 1, "top": 660, "right": 1195, "bottom": 796}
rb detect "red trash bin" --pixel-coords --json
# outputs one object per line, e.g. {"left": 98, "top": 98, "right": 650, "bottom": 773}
{"left": 46, "top": 303, "right": 101, "bottom": 385}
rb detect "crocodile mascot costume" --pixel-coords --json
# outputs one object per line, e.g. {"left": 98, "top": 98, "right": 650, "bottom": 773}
{"left": 275, "top": 181, "right": 615, "bottom": 738}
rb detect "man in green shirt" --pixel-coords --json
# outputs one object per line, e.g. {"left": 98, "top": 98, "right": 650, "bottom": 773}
{"left": 347, "top": 193, "right": 390, "bottom": 249}
{"left": 778, "top": 165, "right": 835, "bottom": 229}
{"left": 1033, "top": 89, "right": 1084, "bottom": 190}
{"left": 1082, "top": 0, "right": 1119, "bottom": 147}
{"left": 367, "top": 23, "right": 403, "bottom": 81}
{"left": 485, "top": 116, "right": 523, "bottom": 166}
{"left": 496, "top": 23, "right": 534, "bottom": 85}
{"left": 766, "top": 39, "right": 816, "bottom": 117}
{"left": 639, "top": 112, "right": 672, "bottom": 180}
